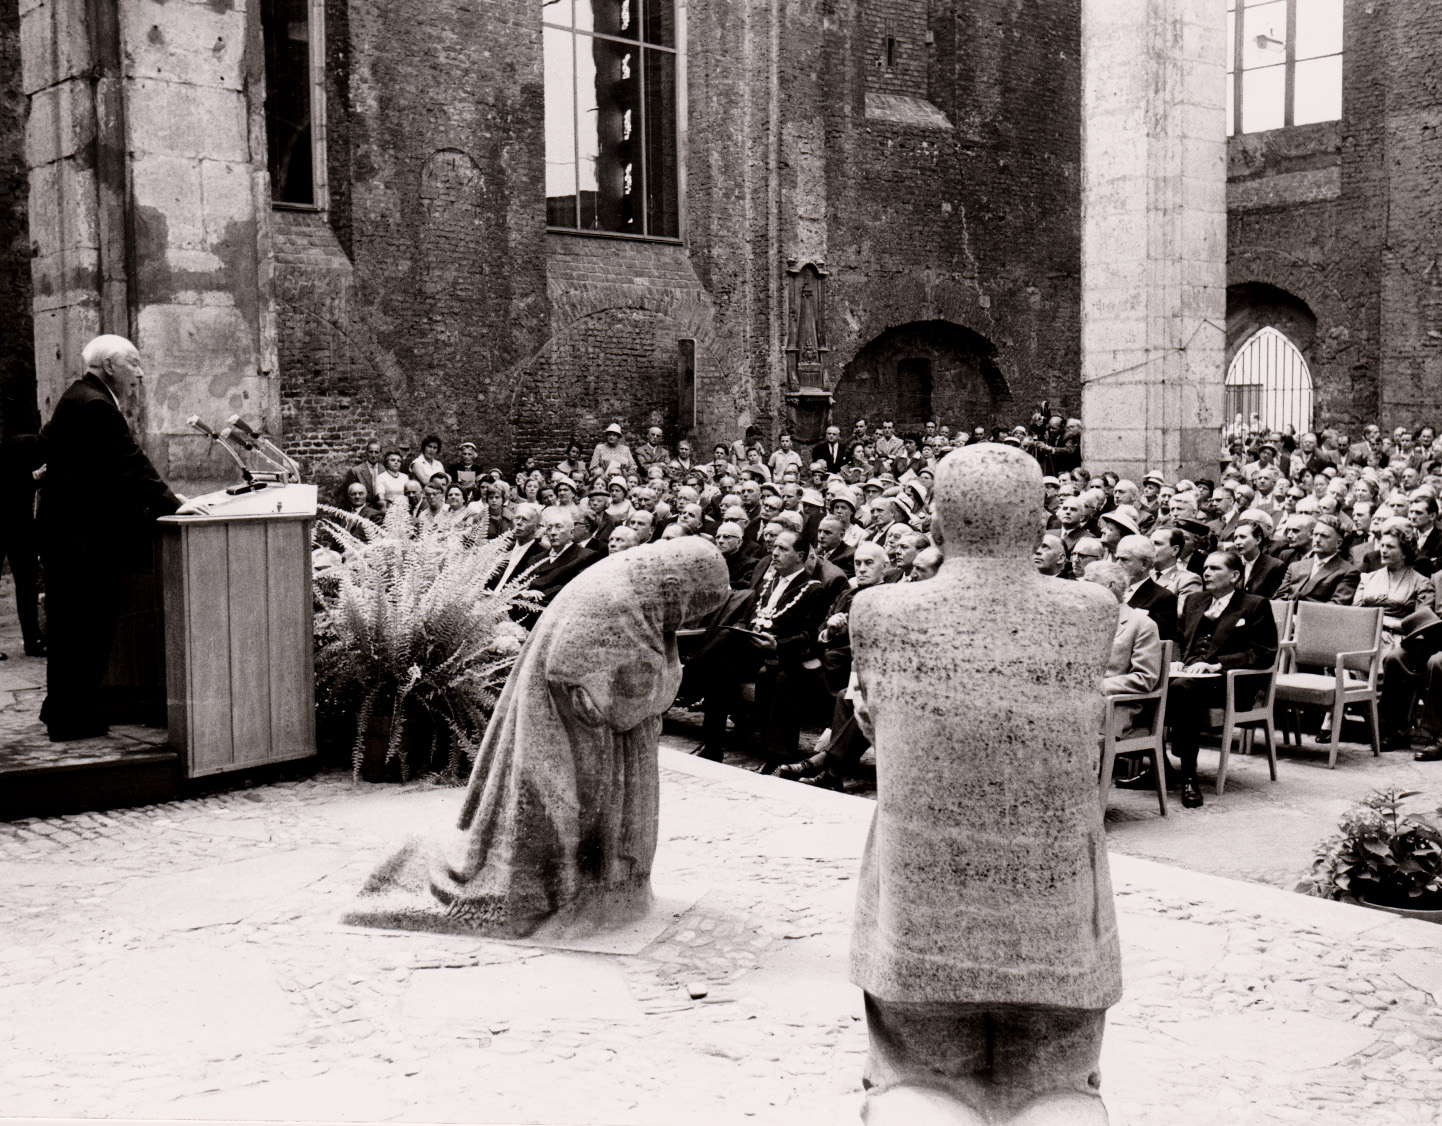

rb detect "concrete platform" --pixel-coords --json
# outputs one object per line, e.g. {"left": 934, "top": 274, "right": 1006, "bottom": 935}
{"left": 0, "top": 743, "right": 1439, "bottom": 1125}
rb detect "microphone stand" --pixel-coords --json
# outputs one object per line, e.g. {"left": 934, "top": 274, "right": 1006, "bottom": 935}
{"left": 188, "top": 416, "right": 254, "bottom": 486}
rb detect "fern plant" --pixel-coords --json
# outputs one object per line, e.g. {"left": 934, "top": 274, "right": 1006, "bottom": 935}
{"left": 313, "top": 503, "right": 540, "bottom": 782}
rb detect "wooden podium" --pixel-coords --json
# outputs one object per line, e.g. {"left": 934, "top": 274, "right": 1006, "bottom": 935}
{"left": 157, "top": 511, "right": 316, "bottom": 778}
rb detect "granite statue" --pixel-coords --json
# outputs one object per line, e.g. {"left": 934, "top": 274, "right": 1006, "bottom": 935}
{"left": 347, "top": 537, "right": 730, "bottom": 941}
{"left": 848, "top": 443, "right": 1122, "bottom": 1125}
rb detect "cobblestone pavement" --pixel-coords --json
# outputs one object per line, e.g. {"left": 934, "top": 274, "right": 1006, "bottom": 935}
{"left": 1, "top": 742, "right": 1441, "bottom": 1125}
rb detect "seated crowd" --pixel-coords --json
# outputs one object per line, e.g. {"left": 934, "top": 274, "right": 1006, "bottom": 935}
{"left": 331, "top": 413, "right": 1442, "bottom": 805}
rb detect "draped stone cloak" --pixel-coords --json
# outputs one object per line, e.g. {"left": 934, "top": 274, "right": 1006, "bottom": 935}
{"left": 431, "top": 538, "right": 729, "bottom": 939}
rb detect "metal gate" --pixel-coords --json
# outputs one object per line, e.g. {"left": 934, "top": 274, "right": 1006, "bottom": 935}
{"left": 1225, "top": 326, "right": 1313, "bottom": 435}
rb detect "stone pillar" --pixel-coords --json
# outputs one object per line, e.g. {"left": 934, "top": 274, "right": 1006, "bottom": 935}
{"left": 1081, "top": 0, "right": 1228, "bottom": 481}
{"left": 22, "top": 0, "right": 274, "bottom": 493}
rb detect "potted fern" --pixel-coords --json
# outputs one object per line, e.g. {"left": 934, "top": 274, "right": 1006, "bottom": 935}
{"left": 313, "top": 504, "right": 539, "bottom": 782}
{"left": 1308, "top": 788, "right": 1442, "bottom": 922}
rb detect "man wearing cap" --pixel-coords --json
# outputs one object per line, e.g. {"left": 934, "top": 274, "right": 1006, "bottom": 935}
{"left": 1243, "top": 442, "right": 1279, "bottom": 483}
{"left": 812, "top": 424, "right": 845, "bottom": 473}
{"left": 590, "top": 422, "right": 636, "bottom": 478}
{"left": 828, "top": 486, "right": 864, "bottom": 547}
{"left": 447, "top": 440, "right": 483, "bottom": 499}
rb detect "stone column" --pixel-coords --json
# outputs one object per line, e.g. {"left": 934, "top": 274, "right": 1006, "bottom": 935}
{"left": 1081, "top": 0, "right": 1228, "bottom": 481}
{"left": 22, "top": 0, "right": 275, "bottom": 493}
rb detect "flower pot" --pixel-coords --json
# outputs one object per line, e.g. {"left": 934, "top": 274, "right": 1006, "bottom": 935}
{"left": 1358, "top": 897, "right": 1442, "bottom": 925}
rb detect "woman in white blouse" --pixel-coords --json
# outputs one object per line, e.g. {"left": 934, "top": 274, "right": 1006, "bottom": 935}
{"left": 374, "top": 451, "right": 410, "bottom": 510}
{"left": 409, "top": 435, "right": 445, "bottom": 487}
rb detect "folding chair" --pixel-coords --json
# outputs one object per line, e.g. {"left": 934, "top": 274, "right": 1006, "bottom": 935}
{"left": 1273, "top": 603, "right": 1384, "bottom": 768}
{"left": 1100, "top": 641, "right": 1172, "bottom": 816}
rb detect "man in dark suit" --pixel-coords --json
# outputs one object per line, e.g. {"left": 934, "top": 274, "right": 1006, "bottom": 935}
{"left": 715, "top": 520, "right": 762, "bottom": 589}
{"left": 815, "top": 516, "right": 856, "bottom": 577}
{"left": 487, "top": 502, "right": 547, "bottom": 589}
{"left": 1116, "top": 534, "right": 1177, "bottom": 642}
{"left": 1234, "top": 519, "right": 1287, "bottom": 599}
{"left": 1408, "top": 496, "right": 1442, "bottom": 577}
{"left": 38, "top": 335, "right": 185, "bottom": 741}
{"left": 812, "top": 425, "right": 845, "bottom": 473}
{"left": 526, "top": 507, "right": 599, "bottom": 609}
{"left": 1275, "top": 515, "right": 1360, "bottom": 604}
{"left": 697, "top": 529, "right": 830, "bottom": 763}
{"left": 1167, "top": 550, "right": 1279, "bottom": 809}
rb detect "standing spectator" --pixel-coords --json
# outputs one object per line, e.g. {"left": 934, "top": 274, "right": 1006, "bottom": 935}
{"left": 590, "top": 422, "right": 637, "bottom": 478}
{"left": 1408, "top": 494, "right": 1442, "bottom": 576}
{"left": 447, "top": 441, "right": 483, "bottom": 498}
{"left": 375, "top": 451, "right": 410, "bottom": 510}
{"left": 812, "top": 425, "right": 845, "bottom": 473}
{"left": 769, "top": 432, "right": 803, "bottom": 479}
{"left": 340, "top": 439, "right": 384, "bottom": 505}
{"left": 409, "top": 435, "right": 445, "bottom": 487}
{"left": 0, "top": 434, "right": 44, "bottom": 656}
{"left": 634, "top": 426, "right": 670, "bottom": 469}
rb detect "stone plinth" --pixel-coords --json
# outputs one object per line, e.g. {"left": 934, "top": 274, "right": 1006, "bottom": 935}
{"left": 1081, "top": 0, "right": 1228, "bottom": 481}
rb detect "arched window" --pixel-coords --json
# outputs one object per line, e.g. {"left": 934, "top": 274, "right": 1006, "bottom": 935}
{"left": 1226, "top": 326, "right": 1313, "bottom": 435}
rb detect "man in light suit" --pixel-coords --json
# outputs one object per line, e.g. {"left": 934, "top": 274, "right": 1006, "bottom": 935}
{"left": 1150, "top": 527, "right": 1202, "bottom": 600}
{"left": 1167, "top": 551, "right": 1279, "bottom": 809}
{"left": 525, "top": 507, "right": 599, "bottom": 611}
{"left": 1084, "top": 560, "right": 1163, "bottom": 736}
{"left": 1276, "top": 514, "right": 1360, "bottom": 604}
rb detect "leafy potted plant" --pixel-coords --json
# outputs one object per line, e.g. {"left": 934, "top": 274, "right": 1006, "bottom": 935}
{"left": 1308, "top": 787, "right": 1442, "bottom": 922}
{"left": 313, "top": 503, "right": 539, "bottom": 783}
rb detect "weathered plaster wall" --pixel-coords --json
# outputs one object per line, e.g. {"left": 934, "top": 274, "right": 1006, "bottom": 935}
{"left": 0, "top": 0, "right": 36, "bottom": 438}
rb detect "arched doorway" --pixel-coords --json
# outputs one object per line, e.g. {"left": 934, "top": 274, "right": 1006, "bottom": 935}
{"left": 1226, "top": 326, "right": 1314, "bottom": 435}
{"left": 835, "top": 321, "right": 1010, "bottom": 431}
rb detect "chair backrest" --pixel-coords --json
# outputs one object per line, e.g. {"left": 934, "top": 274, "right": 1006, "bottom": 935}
{"left": 1270, "top": 599, "right": 1293, "bottom": 644}
{"left": 1291, "top": 602, "right": 1383, "bottom": 673}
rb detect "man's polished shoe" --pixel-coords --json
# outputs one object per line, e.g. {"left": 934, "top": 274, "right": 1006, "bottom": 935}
{"left": 691, "top": 743, "right": 723, "bottom": 762}
{"left": 1180, "top": 778, "right": 1204, "bottom": 809}
{"left": 799, "top": 772, "right": 844, "bottom": 791}
{"left": 1383, "top": 730, "right": 1415, "bottom": 752}
{"left": 777, "top": 755, "right": 826, "bottom": 781}
{"left": 1415, "top": 743, "right": 1442, "bottom": 762}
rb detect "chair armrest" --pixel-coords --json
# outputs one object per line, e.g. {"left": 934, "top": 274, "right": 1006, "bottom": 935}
{"left": 1277, "top": 638, "right": 1297, "bottom": 672}
{"left": 1334, "top": 647, "right": 1380, "bottom": 684}
{"left": 1108, "top": 691, "right": 1159, "bottom": 704}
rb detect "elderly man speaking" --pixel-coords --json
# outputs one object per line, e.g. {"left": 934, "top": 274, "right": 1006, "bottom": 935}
{"left": 38, "top": 335, "right": 190, "bottom": 741}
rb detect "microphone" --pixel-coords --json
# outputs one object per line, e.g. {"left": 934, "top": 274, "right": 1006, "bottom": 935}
{"left": 221, "top": 426, "right": 256, "bottom": 451}
{"left": 187, "top": 416, "right": 219, "bottom": 439}
{"left": 227, "top": 415, "right": 260, "bottom": 439}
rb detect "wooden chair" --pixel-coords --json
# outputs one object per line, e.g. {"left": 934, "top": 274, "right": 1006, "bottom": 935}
{"left": 1100, "top": 641, "right": 1172, "bottom": 816}
{"left": 1270, "top": 599, "right": 1294, "bottom": 647}
{"left": 1205, "top": 652, "right": 1282, "bottom": 796}
{"left": 1272, "top": 603, "right": 1384, "bottom": 768}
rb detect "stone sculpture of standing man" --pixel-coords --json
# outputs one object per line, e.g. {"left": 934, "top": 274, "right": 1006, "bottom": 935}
{"left": 848, "top": 443, "right": 1122, "bottom": 1125}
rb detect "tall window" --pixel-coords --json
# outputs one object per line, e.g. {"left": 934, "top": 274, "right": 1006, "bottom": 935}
{"left": 543, "top": 0, "right": 680, "bottom": 239}
{"left": 262, "top": 0, "right": 327, "bottom": 207}
{"left": 1227, "top": 0, "right": 1342, "bottom": 135}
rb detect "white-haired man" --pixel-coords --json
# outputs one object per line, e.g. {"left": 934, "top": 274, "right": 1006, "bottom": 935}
{"left": 38, "top": 335, "right": 187, "bottom": 741}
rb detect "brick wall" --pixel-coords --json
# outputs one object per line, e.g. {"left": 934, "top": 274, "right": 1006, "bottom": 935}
{"left": 0, "top": 0, "right": 36, "bottom": 438}
{"left": 1227, "top": 0, "right": 1442, "bottom": 433}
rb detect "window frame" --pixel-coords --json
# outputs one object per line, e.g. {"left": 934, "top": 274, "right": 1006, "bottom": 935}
{"left": 542, "top": 0, "right": 686, "bottom": 244}
{"left": 266, "top": 0, "right": 329, "bottom": 212}
{"left": 1227, "top": 0, "right": 1342, "bottom": 136}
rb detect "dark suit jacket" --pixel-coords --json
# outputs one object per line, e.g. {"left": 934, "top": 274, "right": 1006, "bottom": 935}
{"left": 39, "top": 373, "right": 179, "bottom": 565}
{"left": 1349, "top": 541, "right": 1380, "bottom": 573}
{"left": 812, "top": 441, "right": 845, "bottom": 473}
{"left": 1177, "top": 590, "right": 1278, "bottom": 671}
{"left": 487, "top": 538, "right": 547, "bottom": 589}
{"left": 825, "top": 542, "right": 856, "bottom": 578}
{"left": 1127, "top": 577, "right": 1178, "bottom": 642}
{"left": 341, "top": 460, "right": 381, "bottom": 504}
{"left": 747, "top": 567, "right": 831, "bottom": 662}
{"left": 1416, "top": 526, "right": 1442, "bottom": 577}
{"left": 528, "top": 544, "right": 599, "bottom": 604}
{"left": 1277, "top": 554, "right": 1360, "bottom": 604}
{"left": 1243, "top": 552, "right": 1288, "bottom": 600}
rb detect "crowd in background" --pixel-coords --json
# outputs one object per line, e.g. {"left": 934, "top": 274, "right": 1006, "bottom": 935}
{"left": 328, "top": 410, "right": 1442, "bottom": 800}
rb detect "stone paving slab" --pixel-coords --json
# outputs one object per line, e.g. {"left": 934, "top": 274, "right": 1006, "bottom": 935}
{"left": 0, "top": 745, "right": 1440, "bottom": 1125}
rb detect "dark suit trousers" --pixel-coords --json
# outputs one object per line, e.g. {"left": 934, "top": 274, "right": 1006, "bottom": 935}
{"left": 0, "top": 528, "right": 41, "bottom": 650}
{"left": 1380, "top": 650, "right": 1442, "bottom": 737}
{"left": 820, "top": 695, "right": 870, "bottom": 778}
{"left": 698, "top": 630, "right": 765, "bottom": 748}
{"left": 1166, "top": 676, "right": 1226, "bottom": 780}
{"left": 39, "top": 551, "right": 121, "bottom": 735}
